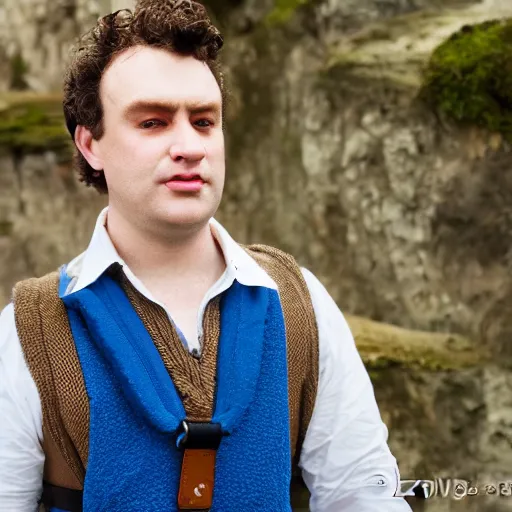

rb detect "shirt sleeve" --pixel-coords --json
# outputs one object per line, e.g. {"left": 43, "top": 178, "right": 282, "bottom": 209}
{"left": 0, "top": 302, "right": 44, "bottom": 511}
{"left": 299, "top": 268, "right": 412, "bottom": 512}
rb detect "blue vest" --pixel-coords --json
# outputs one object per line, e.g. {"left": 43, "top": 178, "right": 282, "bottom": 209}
{"left": 56, "top": 266, "right": 292, "bottom": 511}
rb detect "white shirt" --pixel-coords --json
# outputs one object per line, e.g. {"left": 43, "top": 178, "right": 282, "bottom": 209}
{"left": 0, "top": 207, "right": 411, "bottom": 512}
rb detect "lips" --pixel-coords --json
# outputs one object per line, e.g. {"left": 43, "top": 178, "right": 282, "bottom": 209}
{"left": 169, "top": 174, "right": 203, "bottom": 182}
{"left": 164, "top": 173, "right": 205, "bottom": 192}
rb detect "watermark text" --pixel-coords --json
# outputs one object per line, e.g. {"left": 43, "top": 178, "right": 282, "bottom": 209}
{"left": 398, "top": 478, "right": 512, "bottom": 499}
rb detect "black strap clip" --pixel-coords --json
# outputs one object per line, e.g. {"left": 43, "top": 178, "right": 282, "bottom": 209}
{"left": 176, "top": 420, "right": 223, "bottom": 450}
{"left": 41, "top": 481, "right": 83, "bottom": 512}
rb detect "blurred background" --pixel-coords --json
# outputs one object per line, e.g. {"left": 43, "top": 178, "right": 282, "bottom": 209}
{"left": 1, "top": 0, "right": 512, "bottom": 510}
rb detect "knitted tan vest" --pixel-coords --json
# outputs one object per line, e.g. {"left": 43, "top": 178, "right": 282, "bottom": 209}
{"left": 13, "top": 244, "right": 319, "bottom": 493}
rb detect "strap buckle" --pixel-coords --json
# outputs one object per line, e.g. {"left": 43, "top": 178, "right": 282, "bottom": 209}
{"left": 176, "top": 420, "right": 223, "bottom": 450}
{"left": 176, "top": 421, "right": 224, "bottom": 510}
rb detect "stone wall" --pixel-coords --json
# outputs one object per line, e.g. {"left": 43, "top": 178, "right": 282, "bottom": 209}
{"left": 0, "top": 0, "right": 135, "bottom": 92}
{"left": 215, "top": 0, "right": 512, "bottom": 366}
{"left": 0, "top": 145, "right": 105, "bottom": 308}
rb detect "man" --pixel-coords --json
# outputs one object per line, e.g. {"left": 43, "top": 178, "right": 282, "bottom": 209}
{"left": 0, "top": 1, "right": 412, "bottom": 510}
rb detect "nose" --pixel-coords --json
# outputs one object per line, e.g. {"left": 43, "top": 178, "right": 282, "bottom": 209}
{"left": 169, "top": 123, "right": 206, "bottom": 163}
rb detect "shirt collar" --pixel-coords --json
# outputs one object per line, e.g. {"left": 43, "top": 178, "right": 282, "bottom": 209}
{"left": 65, "top": 206, "right": 277, "bottom": 296}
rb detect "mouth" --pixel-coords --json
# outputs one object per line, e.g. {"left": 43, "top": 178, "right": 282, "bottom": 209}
{"left": 164, "top": 173, "right": 205, "bottom": 192}
{"left": 169, "top": 174, "right": 204, "bottom": 182}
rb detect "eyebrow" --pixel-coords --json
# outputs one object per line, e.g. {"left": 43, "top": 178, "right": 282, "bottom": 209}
{"left": 122, "top": 100, "right": 221, "bottom": 119}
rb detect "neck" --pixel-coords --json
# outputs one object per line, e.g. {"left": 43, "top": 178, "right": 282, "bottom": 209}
{"left": 105, "top": 208, "right": 226, "bottom": 288}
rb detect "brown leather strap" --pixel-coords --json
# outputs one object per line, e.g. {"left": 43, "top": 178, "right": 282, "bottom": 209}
{"left": 177, "top": 449, "right": 217, "bottom": 510}
{"left": 176, "top": 421, "right": 223, "bottom": 511}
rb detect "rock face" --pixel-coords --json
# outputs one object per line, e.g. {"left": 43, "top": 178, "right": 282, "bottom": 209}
{"left": 0, "top": 94, "right": 106, "bottom": 306}
{"left": 214, "top": 0, "right": 512, "bottom": 366}
{"left": 0, "top": 150, "right": 105, "bottom": 307}
{"left": 0, "top": 0, "right": 135, "bottom": 92}
{"left": 2, "top": 0, "right": 512, "bottom": 511}
{"left": 0, "top": 98, "right": 106, "bottom": 307}
{"left": 209, "top": 2, "right": 512, "bottom": 508}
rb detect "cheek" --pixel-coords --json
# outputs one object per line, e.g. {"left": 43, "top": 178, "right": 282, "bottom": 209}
{"left": 102, "top": 132, "right": 166, "bottom": 167}
{"left": 207, "top": 135, "right": 225, "bottom": 162}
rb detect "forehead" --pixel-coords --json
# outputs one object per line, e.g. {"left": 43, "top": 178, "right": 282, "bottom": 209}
{"left": 100, "top": 46, "right": 222, "bottom": 111}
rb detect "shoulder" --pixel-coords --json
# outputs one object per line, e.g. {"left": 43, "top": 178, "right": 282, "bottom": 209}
{"left": 298, "top": 267, "right": 363, "bottom": 391}
{"left": 243, "top": 244, "right": 337, "bottom": 317}
{"left": 242, "top": 243, "right": 303, "bottom": 272}
{"left": 11, "top": 251, "right": 83, "bottom": 304}
{"left": 12, "top": 269, "right": 62, "bottom": 306}
{"left": 241, "top": 243, "right": 311, "bottom": 293}
{"left": 299, "top": 267, "right": 343, "bottom": 319}
{"left": 11, "top": 270, "right": 64, "bottom": 366}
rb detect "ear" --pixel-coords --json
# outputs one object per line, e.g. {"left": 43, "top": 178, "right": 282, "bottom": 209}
{"left": 75, "top": 125, "right": 104, "bottom": 171}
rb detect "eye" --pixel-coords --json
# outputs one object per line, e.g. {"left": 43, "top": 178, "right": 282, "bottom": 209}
{"left": 194, "top": 119, "right": 214, "bottom": 128}
{"left": 139, "top": 119, "right": 166, "bottom": 129}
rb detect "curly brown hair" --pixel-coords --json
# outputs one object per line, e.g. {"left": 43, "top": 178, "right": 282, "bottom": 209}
{"left": 63, "top": 0, "right": 225, "bottom": 194}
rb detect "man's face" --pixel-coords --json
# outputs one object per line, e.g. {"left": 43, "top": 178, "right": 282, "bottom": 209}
{"left": 92, "top": 45, "right": 225, "bottom": 234}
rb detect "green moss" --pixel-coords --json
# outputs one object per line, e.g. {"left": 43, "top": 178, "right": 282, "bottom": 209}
{"left": 344, "top": 314, "right": 487, "bottom": 373}
{"left": 0, "top": 96, "right": 72, "bottom": 155}
{"left": 359, "top": 341, "right": 483, "bottom": 372}
{"left": 265, "top": 0, "right": 310, "bottom": 26}
{"left": 420, "top": 18, "right": 512, "bottom": 139}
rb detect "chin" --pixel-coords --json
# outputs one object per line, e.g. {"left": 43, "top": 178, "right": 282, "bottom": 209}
{"left": 150, "top": 192, "right": 221, "bottom": 227}
{"left": 159, "top": 208, "right": 213, "bottom": 228}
